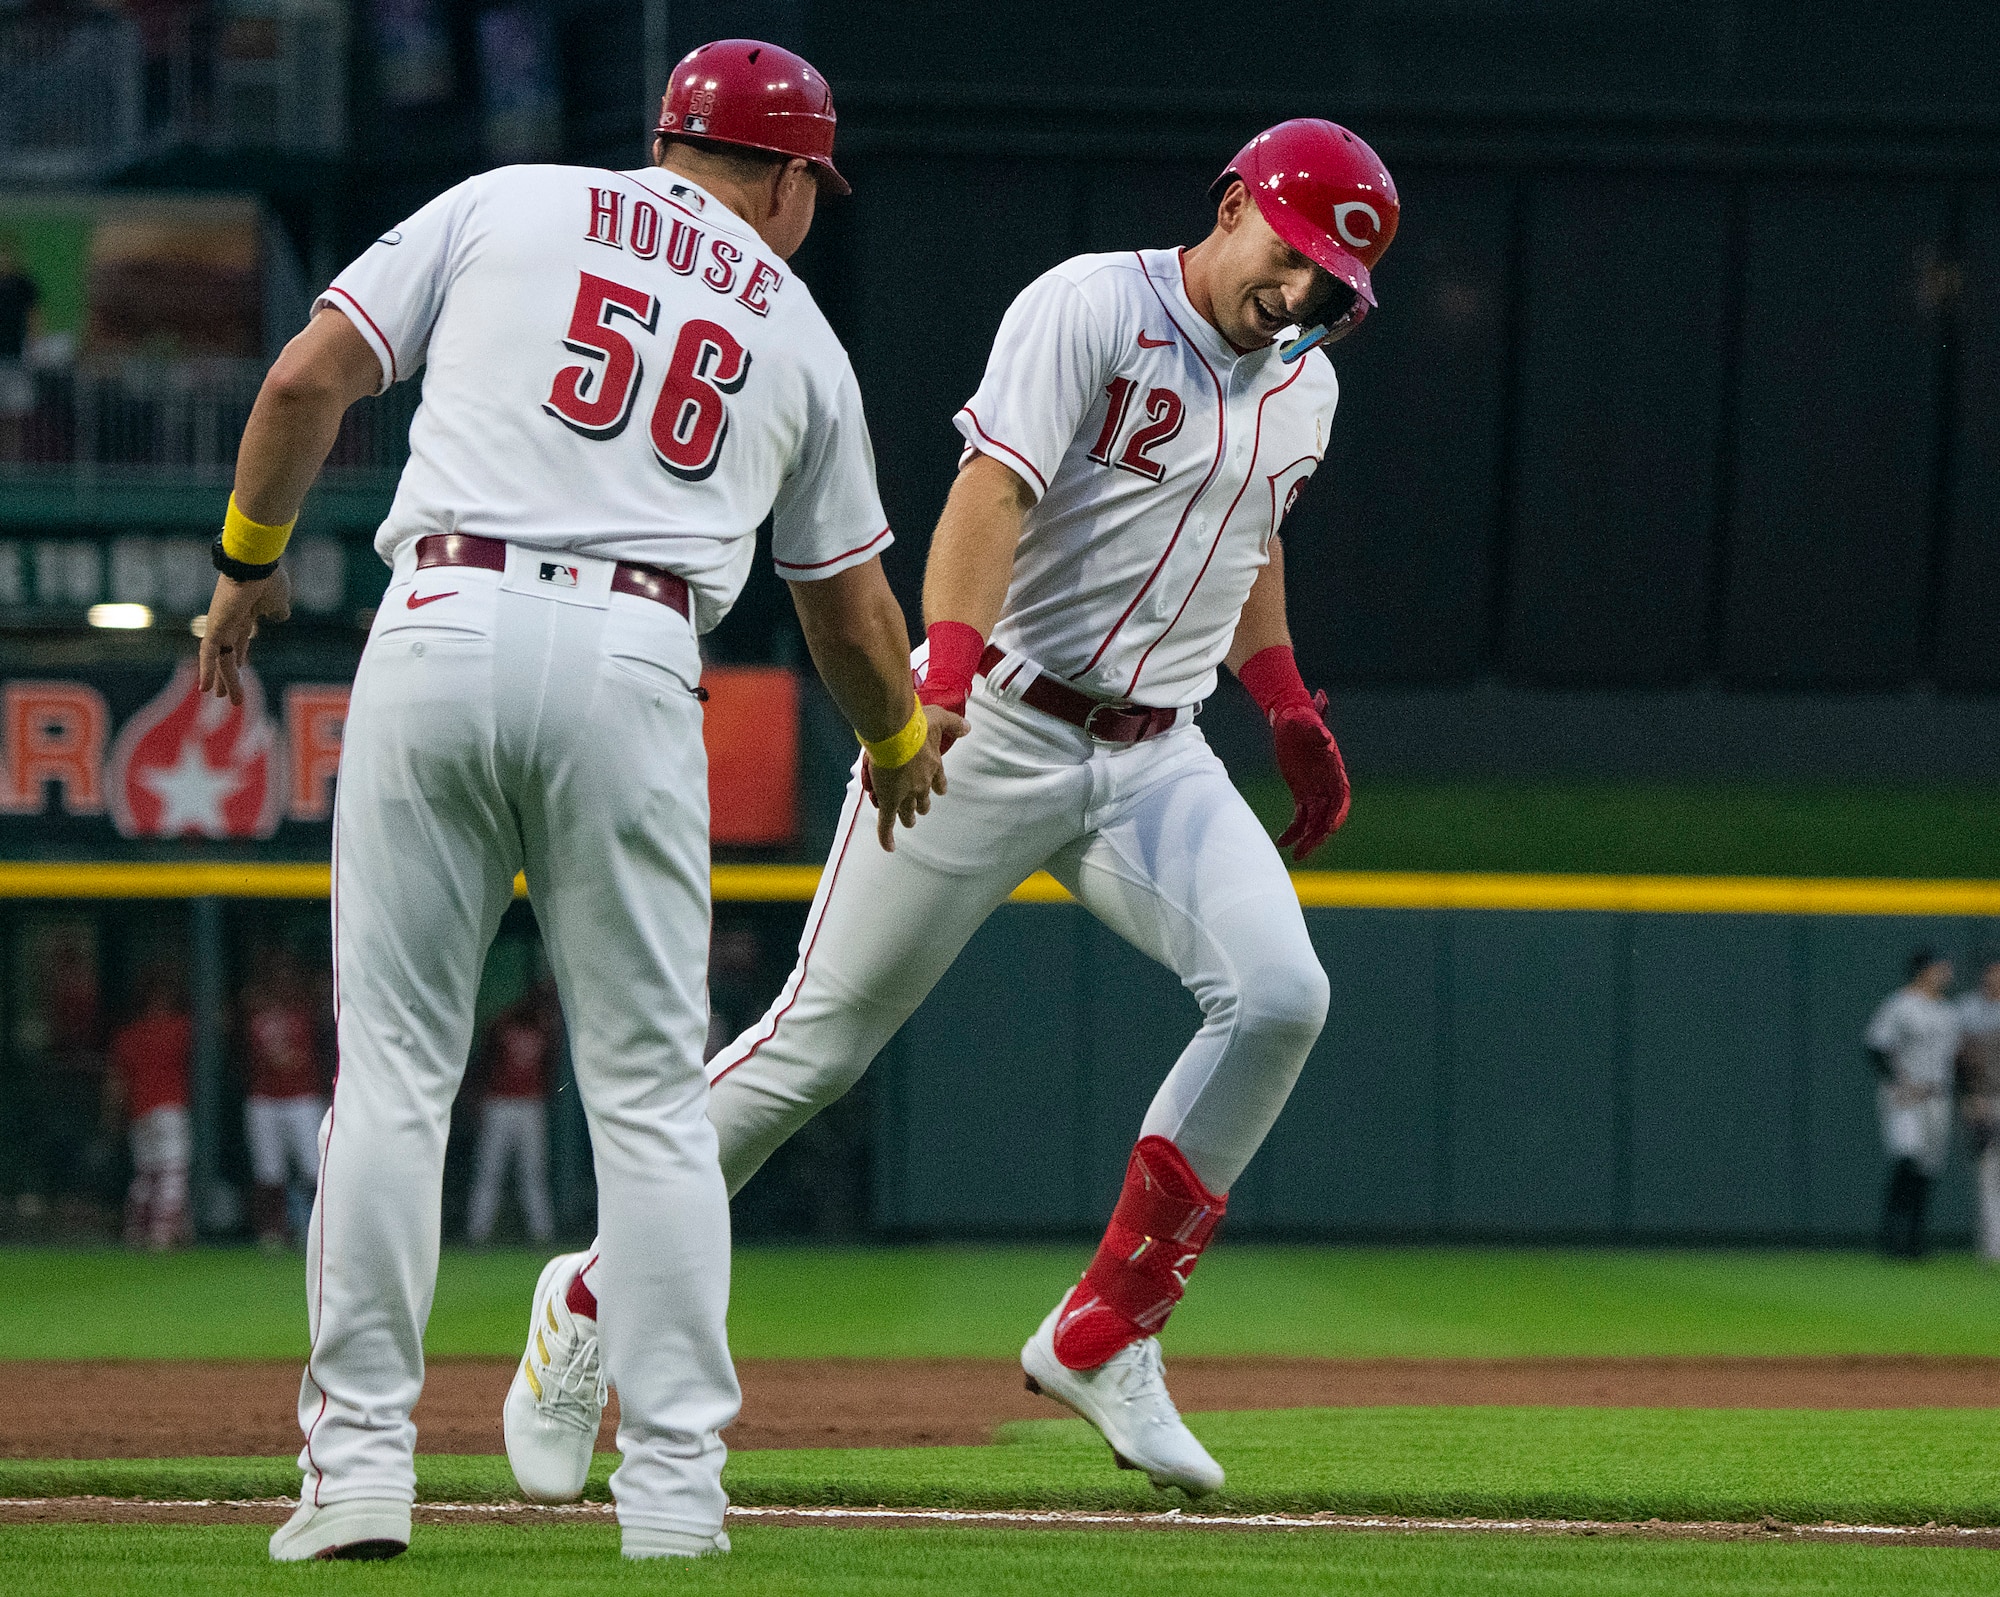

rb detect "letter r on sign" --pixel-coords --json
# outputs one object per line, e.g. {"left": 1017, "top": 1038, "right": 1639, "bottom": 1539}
{"left": 284, "top": 685, "right": 348, "bottom": 822}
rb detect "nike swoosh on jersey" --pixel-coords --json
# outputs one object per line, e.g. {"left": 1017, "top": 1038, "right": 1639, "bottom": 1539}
{"left": 406, "top": 590, "right": 458, "bottom": 609}
{"left": 1136, "top": 331, "right": 1174, "bottom": 348}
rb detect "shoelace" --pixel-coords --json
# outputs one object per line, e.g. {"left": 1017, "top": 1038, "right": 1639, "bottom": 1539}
{"left": 534, "top": 1316, "right": 608, "bottom": 1432}
{"left": 1104, "top": 1337, "right": 1175, "bottom": 1419}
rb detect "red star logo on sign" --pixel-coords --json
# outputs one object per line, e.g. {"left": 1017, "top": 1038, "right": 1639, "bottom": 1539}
{"left": 107, "top": 662, "right": 282, "bottom": 840}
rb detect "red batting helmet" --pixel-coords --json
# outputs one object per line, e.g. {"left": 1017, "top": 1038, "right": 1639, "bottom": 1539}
{"left": 656, "top": 39, "right": 850, "bottom": 196}
{"left": 1211, "top": 119, "right": 1398, "bottom": 313}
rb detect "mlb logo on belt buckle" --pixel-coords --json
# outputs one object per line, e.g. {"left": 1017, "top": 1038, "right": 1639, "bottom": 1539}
{"left": 539, "top": 562, "right": 580, "bottom": 589}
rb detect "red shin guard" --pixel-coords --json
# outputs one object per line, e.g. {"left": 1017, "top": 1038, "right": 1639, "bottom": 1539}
{"left": 1052, "top": 1136, "right": 1227, "bottom": 1371}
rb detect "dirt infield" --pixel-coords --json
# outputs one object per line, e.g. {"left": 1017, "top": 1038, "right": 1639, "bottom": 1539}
{"left": 4, "top": 1498, "right": 2000, "bottom": 1548}
{"left": 6, "top": 1355, "right": 2000, "bottom": 1459}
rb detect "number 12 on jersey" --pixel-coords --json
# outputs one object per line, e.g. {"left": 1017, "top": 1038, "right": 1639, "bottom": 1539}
{"left": 1086, "top": 376, "right": 1185, "bottom": 483}
{"left": 543, "top": 270, "right": 751, "bottom": 483}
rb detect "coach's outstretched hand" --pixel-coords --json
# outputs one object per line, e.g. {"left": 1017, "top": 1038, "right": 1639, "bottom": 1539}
{"left": 1271, "top": 691, "right": 1351, "bottom": 863}
{"left": 199, "top": 567, "right": 293, "bottom": 706}
{"left": 864, "top": 704, "right": 968, "bottom": 851}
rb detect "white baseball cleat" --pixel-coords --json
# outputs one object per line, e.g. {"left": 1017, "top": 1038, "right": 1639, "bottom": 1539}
{"left": 623, "top": 1527, "right": 732, "bottom": 1559}
{"left": 268, "top": 1497, "right": 410, "bottom": 1562}
{"left": 1020, "top": 1303, "right": 1225, "bottom": 1496}
{"left": 504, "top": 1251, "right": 606, "bottom": 1503}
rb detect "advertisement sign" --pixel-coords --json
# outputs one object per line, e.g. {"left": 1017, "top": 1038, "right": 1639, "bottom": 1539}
{"left": 0, "top": 661, "right": 798, "bottom": 856}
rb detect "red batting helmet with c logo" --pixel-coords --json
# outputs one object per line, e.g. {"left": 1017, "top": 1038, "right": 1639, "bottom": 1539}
{"left": 1211, "top": 119, "right": 1399, "bottom": 313}
{"left": 657, "top": 39, "right": 851, "bottom": 195}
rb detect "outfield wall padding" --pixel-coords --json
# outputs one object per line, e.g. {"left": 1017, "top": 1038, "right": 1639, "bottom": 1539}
{"left": 871, "top": 906, "right": 1998, "bottom": 1242}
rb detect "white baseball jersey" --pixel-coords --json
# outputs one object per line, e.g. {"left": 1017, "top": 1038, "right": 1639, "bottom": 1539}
{"left": 954, "top": 248, "right": 1338, "bottom": 708}
{"left": 320, "top": 164, "right": 890, "bottom": 631}
{"left": 1866, "top": 989, "right": 1961, "bottom": 1090}
{"left": 1960, "top": 993, "right": 2000, "bottom": 1041}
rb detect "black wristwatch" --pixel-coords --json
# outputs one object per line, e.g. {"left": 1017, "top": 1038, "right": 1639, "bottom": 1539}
{"left": 211, "top": 534, "right": 282, "bottom": 583}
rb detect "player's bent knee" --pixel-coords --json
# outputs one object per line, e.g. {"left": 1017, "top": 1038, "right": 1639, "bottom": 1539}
{"left": 1237, "top": 955, "right": 1330, "bottom": 1049}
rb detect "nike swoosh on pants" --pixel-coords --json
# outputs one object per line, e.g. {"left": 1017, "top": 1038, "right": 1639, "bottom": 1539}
{"left": 406, "top": 591, "right": 457, "bottom": 609}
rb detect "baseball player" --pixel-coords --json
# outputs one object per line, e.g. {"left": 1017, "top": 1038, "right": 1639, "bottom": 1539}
{"left": 200, "top": 39, "right": 955, "bottom": 1562}
{"left": 239, "top": 953, "right": 329, "bottom": 1249}
{"left": 464, "top": 983, "right": 559, "bottom": 1245}
{"left": 1866, "top": 950, "right": 1960, "bottom": 1259}
{"left": 107, "top": 970, "right": 193, "bottom": 1251}
{"left": 508, "top": 119, "right": 1396, "bottom": 1500}
{"left": 1956, "top": 961, "right": 2000, "bottom": 1262}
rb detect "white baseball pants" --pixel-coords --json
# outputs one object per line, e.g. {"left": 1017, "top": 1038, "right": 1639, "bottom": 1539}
{"left": 246, "top": 1095, "right": 326, "bottom": 1188}
{"left": 1969, "top": 1096, "right": 2000, "bottom": 1262}
{"left": 1980, "top": 1144, "right": 2000, "bottom": 1264}
{"left": 300, "top": 544, "right": 737, "bottom": 1540}
{"left": 582, "top": 663, "right": 1326, "bottom": 1285}
{"left": 1879, "top": 1084, "right": 1952, "bottom": 1177}
{"left": 465, "top": 1097, "right": 554, "bottom": 1243}
{"left": 126, "top": 1104, "right": 190, "bottom": 1246}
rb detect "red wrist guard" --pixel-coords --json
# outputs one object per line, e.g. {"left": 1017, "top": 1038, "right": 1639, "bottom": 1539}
{"left": 1237, "top": 645, "right": 1313, "bottom": 724}
{"left": 918, "top": 620, "right": 985, "bottom": 708}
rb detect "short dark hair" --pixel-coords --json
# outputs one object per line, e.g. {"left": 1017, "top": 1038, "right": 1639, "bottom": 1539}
{"left": 1909, "top": 948, "right": 1945, "bottom": 981}
{"left": 656, "top": 134, "right": 791, "bottom": 181}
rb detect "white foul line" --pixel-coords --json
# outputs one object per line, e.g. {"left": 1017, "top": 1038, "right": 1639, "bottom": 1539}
{"left": 0, "top": 1498, "right": 1995, "bottom": 1540}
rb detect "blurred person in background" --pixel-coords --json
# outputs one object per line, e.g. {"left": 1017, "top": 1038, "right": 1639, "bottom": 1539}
{"left": 20, "top": 926, "right": 110, "bottom": 1221}
{"left": 1955, "top": 961, "right": 2000, "bottom": 1264}
{"left": 465, "top": 981, "right": 558, "bottom": 1245}
{"left": 239, "top": 949, "right": 329, "bottom": 1249}
{"left": 1866, "top": 950, "right": 1959, "bottom": 1260}
{"left": 0, "top": 234, "right": 40, "bottom": 447}
{"left": 106, "top": 967, "right": 193, "bottom": 1250}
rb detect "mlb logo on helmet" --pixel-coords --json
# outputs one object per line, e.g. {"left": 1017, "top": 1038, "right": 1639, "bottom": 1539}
{"left": 106, "top": 661, "right": 282, "bottom": 840}
{"left": 539, "top": 562, "right": 580, "bottom": 588}
{"left": 677, "top": 85, "right": 717, "bottom": 136}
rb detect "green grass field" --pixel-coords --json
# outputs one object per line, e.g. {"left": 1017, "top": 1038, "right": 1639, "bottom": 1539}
{"left": 7, "top": 1243, "right": 2000, "bottom": 1360}
{"left": 9, "top": 1245, "right": 2000, "bottom": 1593}
{"left": 1243, "top": 778, "right": 2000, "bottom": 876}
{"left": 9, "top": 1525, "right": 1998, "bottom": 1597}
{"left": 9, "top": 1406, "right": 2000, "bottom": 1525}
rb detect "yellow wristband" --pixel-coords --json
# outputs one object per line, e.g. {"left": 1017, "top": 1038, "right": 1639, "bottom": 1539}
{"left": 858, "top": 702, "right": 929, "bottom": 771}
{"left": 221, "top": 493, "right": 298, "bottom": 566}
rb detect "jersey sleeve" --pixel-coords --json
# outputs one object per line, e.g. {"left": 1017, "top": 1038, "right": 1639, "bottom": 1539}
{"left": 1864, "top": 998, "right": 1905, "bottom": 1054}
{"left": 769, "top": 353, "right": 893, "bottom": 581}
{"left": 953, "top": 270, "right": 1114, "bottom": 503}
{"left": 314, "top": 178, "right": 480, "bottom": 393}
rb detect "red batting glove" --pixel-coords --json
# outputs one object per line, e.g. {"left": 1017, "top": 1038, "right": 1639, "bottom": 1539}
{"left": 917, "top": 620, "right": 985, "bottom": 754}
{"left": 1238, "top": 645, "right": 1351, "bottom": 863}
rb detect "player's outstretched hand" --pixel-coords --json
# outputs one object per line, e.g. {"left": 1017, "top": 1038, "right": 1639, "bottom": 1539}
{"left": 1271, "top": 690, "right": 1351, "bottom": 863}
{"left": 199, "top": 567, "right": 292, "bottom": 706}
{"left": 864, "top": 704, "right": 968, "bottom": 851}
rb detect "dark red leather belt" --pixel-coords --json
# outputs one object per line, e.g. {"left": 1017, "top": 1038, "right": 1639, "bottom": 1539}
{"left": 976, "top": 643, "right": 1180, "bottom": 745}
{"left": 414, "top": 533, "right": 690, "bottom": 620}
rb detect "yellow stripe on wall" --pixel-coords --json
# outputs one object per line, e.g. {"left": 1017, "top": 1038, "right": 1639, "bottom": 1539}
{"left": 1282, "top": 872, "right": 2000, "bottom": 916}
{"left": 0, "top": 860, "right": 1998, "bottom": 917}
